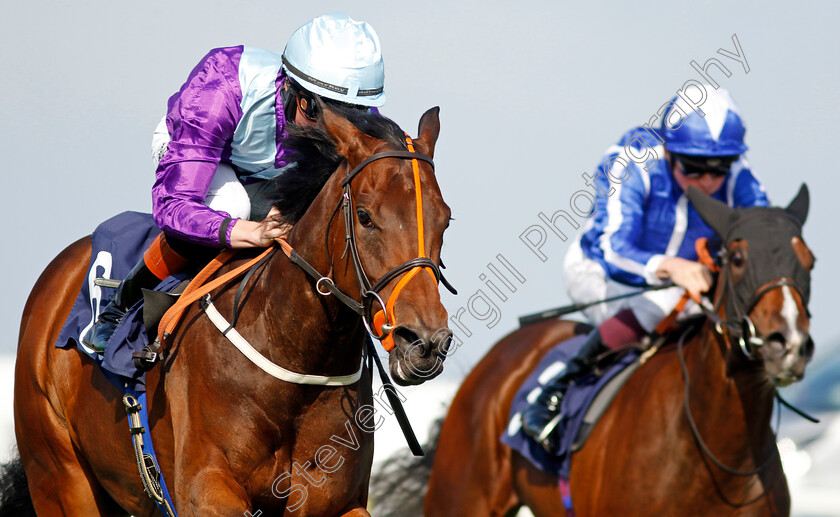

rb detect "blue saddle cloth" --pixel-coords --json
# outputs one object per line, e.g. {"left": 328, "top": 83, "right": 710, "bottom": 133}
{"left": 54, "top": 211, "right": 186, "bottom": 392}
{"left": 500, "top": 334, "right": 639, "bottom": 479}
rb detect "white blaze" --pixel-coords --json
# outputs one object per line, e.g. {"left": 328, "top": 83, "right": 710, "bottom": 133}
{"left": 781, "top": 286, "right": 804, "bottom": 361}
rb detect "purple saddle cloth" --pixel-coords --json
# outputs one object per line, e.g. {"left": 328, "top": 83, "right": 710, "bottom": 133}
{"left": 500, "top": 334, "right": 639, "bottom": 479}
{"left": 54, "top": 211, "right": 186, "bottom": 391}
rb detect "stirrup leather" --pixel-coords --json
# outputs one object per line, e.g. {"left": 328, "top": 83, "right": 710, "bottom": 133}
{"left": 123, "top": 395, "right": 176, "bottom": 517}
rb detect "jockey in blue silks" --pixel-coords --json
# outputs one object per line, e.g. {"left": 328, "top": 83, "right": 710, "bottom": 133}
{"left": 83, "top": 13, "right": 386, "bottom": 353}
{"left": 522, "top": 87, "right": 769, "bottom": 452}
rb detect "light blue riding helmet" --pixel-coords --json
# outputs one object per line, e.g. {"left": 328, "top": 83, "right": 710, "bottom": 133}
{"left": 662, "top": 86, "right": 748, "bottom": 156}
{"left": 282, "top": 13, "right": 386, "bottom": 107}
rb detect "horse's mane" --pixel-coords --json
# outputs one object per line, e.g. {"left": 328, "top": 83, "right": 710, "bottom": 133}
{"left": 265, "top": 105, "right": 409, "bottom": 225}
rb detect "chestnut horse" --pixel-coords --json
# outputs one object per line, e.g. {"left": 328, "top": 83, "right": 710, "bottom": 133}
{"left": 11, "top": 106, "right": 452, "bottom": 516}
{"left": 423, "top": 186, "right": 814, "bottom": 516}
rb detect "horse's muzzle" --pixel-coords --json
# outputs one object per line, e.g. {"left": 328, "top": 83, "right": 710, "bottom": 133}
{"left": 388, "top": 325, "right": 453, "bottom": 386}
{"left": 763, "top": 331, "right": 813, "bottom": 386}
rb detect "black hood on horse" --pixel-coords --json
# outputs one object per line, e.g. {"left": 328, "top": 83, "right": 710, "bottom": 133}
{"left": 688, "top": 184, "right": 812, "bottom": 337}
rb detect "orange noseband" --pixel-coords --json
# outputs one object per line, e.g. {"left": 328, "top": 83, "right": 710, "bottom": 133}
{"left": 372, "top": 135, "right": 438, "bottom": 351}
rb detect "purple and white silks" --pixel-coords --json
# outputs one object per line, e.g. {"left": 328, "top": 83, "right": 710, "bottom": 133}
{"left": 152, "top": 46, "right": 293, "bottom": 248}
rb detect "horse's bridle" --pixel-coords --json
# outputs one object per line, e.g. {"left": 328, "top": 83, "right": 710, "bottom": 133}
{"left": 282, "top": 135, "right": 456, "bottom": 351}
{"left": 703, "top": 212, "right": 810, "bottom": 359}
{"left": 676, "top": 212, "right": 811, "bottom": 486}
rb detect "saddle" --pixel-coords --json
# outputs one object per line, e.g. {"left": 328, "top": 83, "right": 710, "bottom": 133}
{"left": 501, "top": 320, "right": 697, "bottom": 480}
{"left": 53, "top": 212, "right": 268, "bottom": 387}
{"left": 131, "top": 282, "right": 186, "bottom": 370}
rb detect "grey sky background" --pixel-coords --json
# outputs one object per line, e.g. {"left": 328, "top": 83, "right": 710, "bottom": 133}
{"left": 2, "top": 0, "right": 838, "bottom": 386}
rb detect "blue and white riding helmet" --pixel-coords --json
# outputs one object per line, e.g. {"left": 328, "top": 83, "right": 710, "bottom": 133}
{"left": 282, "top": 13, "right": 385, "bottom": 107}
{"left": 662, "top": 86, "right": 748, "bottom": 157}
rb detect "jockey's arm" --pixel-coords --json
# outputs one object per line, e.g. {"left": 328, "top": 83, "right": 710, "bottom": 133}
{"left": 655, "top": 257, "right": 713, "bottom": 300}
{"left": 656, "top": 163, "right": 765, "bottom": 298}
{"left": 595, "top": 163, "right": 668, "bottom": 287}
{"left": 153, "top": 48, "right": 254, "bottom": 249}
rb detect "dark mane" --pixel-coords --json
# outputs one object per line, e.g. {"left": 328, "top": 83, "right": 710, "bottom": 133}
{"left": 263, "top": 104, "right": 408, "bottom": 224}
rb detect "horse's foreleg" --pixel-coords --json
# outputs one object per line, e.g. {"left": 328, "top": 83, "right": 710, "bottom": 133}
{"left": 425, "top": 404, "right": 519, "bottom": 516}
{"left": 175, "top": 468, "right": 251, "bottom": 517}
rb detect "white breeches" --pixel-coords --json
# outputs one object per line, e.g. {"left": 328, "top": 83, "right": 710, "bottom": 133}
{"left": 563, "top": 237, "right": 699, "bottom": 332}
{"left": 152, "top": 117, "right": 252, "bottom": 220}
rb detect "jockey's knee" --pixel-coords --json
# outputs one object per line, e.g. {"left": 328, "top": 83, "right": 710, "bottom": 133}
{"left": 204, "top": 163, "right": 252, "bottom": 220}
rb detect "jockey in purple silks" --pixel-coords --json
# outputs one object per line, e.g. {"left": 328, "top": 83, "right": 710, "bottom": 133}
{"left": 521, "top": 87, "right": 770, "bottom": 453}
{"left": 84, "top": 13, "right": 386, "bottom": 353}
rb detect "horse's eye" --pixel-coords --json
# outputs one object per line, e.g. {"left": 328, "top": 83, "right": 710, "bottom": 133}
{"left": 357, "top": 209, "right": 374, "bottom": 228}
{"left": 731, "top": 251, "right": 745, "bottom": 267}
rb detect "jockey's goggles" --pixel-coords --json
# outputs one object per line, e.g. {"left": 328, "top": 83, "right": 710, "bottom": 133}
{"left": 672, "top": 153, "right": 738, "bottom": 179}
{"left": 283, "top": 79, "right": 368, "bottom": 122}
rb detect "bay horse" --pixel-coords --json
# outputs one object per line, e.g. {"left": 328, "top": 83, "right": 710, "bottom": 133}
{"left": 10, "top": 105, "right": 452, "bottom": 516}
{"left": 423, "top": 185, "right": 814, "bottom": 516}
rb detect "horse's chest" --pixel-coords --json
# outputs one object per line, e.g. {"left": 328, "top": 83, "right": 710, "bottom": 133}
{"left": 249, "top": 395, "right": 376, "bottom": 513}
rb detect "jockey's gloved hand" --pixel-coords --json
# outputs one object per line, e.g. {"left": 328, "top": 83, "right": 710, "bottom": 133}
{"left": 656, "top": 256, "right": 713, "bottom": 300}
{"left": 230, "top": 207, "right": 292, "bottom": 248}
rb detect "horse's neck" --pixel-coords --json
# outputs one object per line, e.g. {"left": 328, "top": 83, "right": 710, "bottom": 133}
{"left": 260, "top": 171, "right": 367, "bottom": 373}
{"left": 683, "top": 326, "right": 777, "bottom": 469}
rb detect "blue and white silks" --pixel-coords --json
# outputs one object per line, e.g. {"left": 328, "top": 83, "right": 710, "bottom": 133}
{"left": 578, "top": 127, "right": 768, "bottom": 288}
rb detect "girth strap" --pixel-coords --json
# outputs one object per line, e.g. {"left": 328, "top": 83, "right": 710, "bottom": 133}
{"left": 123, "top": 393, "right": 177, "bottom": 516}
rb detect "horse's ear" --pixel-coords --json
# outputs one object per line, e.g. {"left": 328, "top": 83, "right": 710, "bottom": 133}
{"left": 785, "top": 183, "right": 809, "bottom": 226}
{"left": 686, "top": 186, "right": 734, "bottom": 238}
{"left": 414, "top": 107, "right": 440, "bottom": 158}
{"left": 319, "top": 102, "right": 377, "bottom": 163}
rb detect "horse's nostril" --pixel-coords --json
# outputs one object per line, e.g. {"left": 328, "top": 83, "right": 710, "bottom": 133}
{"left": 801, "top": 336, "right": 815, "bottom": 359}
{"left": 393, "top": 326, "right": 426, "bottom": 354}
{"left": 766, "top": 332, "right": 785, "bottom": 346}
{"left": 432, "top": 329, "right": 454, "bottom": 358}
{"left": 763, "top": 332, "right": 787, "bottom": 359}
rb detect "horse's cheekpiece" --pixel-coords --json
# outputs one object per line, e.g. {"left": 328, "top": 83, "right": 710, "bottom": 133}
{"left": 686, "top": 186, "right": 813, "bottom": 368}
{"left": 333, "top": 136, "right": 457, "bottom": 352}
